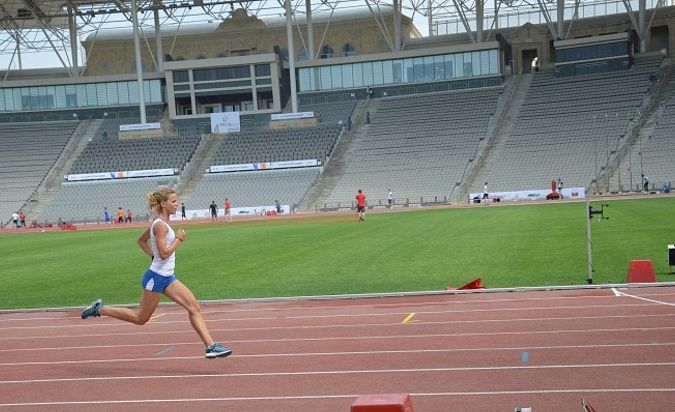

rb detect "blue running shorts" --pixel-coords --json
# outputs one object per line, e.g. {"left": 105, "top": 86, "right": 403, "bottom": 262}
{"left": 141, "top": 269, "right": 177, "bottom": 293}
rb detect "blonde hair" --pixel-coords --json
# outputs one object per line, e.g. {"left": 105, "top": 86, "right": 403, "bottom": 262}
{"left": 146, "top": 186, "right": 176, "bottom": 214}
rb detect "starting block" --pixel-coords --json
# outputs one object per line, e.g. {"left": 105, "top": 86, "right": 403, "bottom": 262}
{"left": 446, "top": 277, "right": 486, "bottom": 291}
{"left": 350, "top": 393, "right": 415, "bottom": 412}
{"left": 627, "top": 259, "right": 656, "bottom": 283}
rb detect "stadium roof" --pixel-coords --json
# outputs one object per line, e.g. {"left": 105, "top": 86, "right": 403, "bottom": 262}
{"left": 0, "top": 0, "right": 668, "bottom": 70}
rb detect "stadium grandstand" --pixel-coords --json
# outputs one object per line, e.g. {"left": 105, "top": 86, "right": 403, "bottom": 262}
{"left": 0, "top": 0, "right": 673, "bottom": 226}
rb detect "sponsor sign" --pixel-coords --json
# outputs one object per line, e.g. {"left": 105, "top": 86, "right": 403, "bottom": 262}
{"left": 271, "top": 111, "right": 314, "bottom": 121}
{"left": 209, "top": 159, "right": 319, "bottom": 173}
{"left": 66, "top": 168, "right": 175, "bottom": 181}
{"left": 119, "top": 122, "right": 161, "bottom": 131}
{"left": 210, "top": 112, "right": 241, "bottom": 134}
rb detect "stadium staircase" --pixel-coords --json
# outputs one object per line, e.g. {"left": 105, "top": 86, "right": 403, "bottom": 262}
{"left": 299, "top": 97, "right": 375, "bottom": 211}
{"left": 30, "top": 119, "right": 103, "bottom": 223}
{"left": 175, "top": 134, "right": 224, "bottom": 204}
{"left": 464, "top": 74, "right": 532, "bottom": 199}
{"left": 608, "top": 57, "right": 675, "bottom": 192}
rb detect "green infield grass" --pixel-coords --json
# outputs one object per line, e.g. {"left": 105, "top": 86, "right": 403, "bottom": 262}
{"left": 1, "top": 196, "right": 673, "bottom": 310}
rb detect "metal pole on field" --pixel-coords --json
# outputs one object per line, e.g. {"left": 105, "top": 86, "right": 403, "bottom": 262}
{"left": 585, "top": 200, "right": 593, "bottom": 284}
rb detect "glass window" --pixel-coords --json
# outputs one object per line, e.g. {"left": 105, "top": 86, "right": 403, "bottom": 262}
{"left": 413, "top": 57, "right": 425, "bottom": 82}
{"left": 117, "top": 82, "right": 129, "bottom": 105}
{"left": 128, "top": 81, "right": 140, "bottom": 104}
{"left": 330, "top": 66, "right": 343, "bottom": 89}
{"left": 320, "top": 66, "right": 332, "bottom": 90}
{"left": 489, "top": 49, "right": 499, "bottom": 74}
{"left": 454, "top": 53, "right": 464, "bottom": 77}
{"left": 320, "top": 45, "right": 334, "bottom": 59}
{"left": 299, "top": 68, "right": 311, "bottom": 92}
{"left": 433, "top": 55, "right": 444, "bottom": 80}
{"left": 53, "top": 86, "right": 66, "bottom": 108}
{"left": 0, "top": 90, "right": 5, "bottom": 111}
{"left": 331, "top": 65, "right": 343, "bottom": 89}
{"left": 298, "top": 48, "right": 309, "bottom": 61}
{"left": 382, "top": 60, "right": 393, "bottom": 84}
{"left": 392, "top": 60, "right": 403, "bottom": 83}
{"left": 4, "top": 89, "right": 13, "bottom": 111}
{"left": 423, "top": 56, "right": 434, "bottom": 81}
{"left": 21, "top": 88, "right": 30, "bottom": 110}
{"left": 403, "top": 58, "right": 414, "bottom": 83}
{"left": 96, "top": 83, "right": 108, "bottom": 106}
{"left": 255, "top": 64, "right": 271, "bottom": 77}
{"left": 150, "top": 80, "right": 162, "bottom": 103}
{"left": 65, "top": 85, "right": 77, "bottom": 107}
{"left": 45, "top": 86, "right": 56, "bottom": 109}
{"left": 106, "top": 83, "right": 119, "bottom": 105}
{"left": 471, "top": 51, "right": 481, "bottom": 75}
{"left": 341, "top": 65, "right": 354, "bottom": 88}
{"left": 342, "top": 43, "right": 355, "bottom": 57}
{"left": 444, "top": 54, "right": 454, "bottom": 79}
{"left": 310, "top": 67, "right": 320, "bottom": 91}
{"left": 173, "top": 70, "right": 189, "bottom": 83}
{"left": 353, "top": 63, "right": 363, "bottom": 87}
{"left": 362, "top": 62, "right": 374, "bottom": 86}
{"left": 372, "top": 61, "right": 384, "bottom": 85}
{"left": 480, "top": 51, "right": 490, "bottom": 76}
{"left": 84, "top": 84, "right": 96, "bottom": 106}
{"left": 12, "top": 88, "right": 21, "bottom": 110}
{"left": 143, "top": 81, "right": 151, "bottom": 104}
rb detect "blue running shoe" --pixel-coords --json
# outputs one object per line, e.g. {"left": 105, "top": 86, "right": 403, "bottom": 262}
{"left": 81, "top": 299, "right": 103, "bottom": 319}
{"left": 205, "top": 342, "right": 232, "bottom": 358}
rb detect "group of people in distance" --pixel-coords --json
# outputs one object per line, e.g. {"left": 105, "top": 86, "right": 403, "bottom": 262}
{"left": 103, "top": 207, "right": 133, "bottom": 224}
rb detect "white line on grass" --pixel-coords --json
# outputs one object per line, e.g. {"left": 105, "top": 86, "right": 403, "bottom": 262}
{"left": 1, "top": 363, "right": 674, "bottom": 385}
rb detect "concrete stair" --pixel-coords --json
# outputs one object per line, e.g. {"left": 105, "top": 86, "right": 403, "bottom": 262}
{"left": 176, "top": 133, "right": 224, "bottom": 205}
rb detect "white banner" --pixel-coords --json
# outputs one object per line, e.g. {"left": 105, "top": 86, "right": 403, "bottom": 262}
{"left": 469, "top": 187, "right": 586, "bottom": 202}
{"left": 209, "top": 159, "right": 319, "bottom": 173}
{"left": 119, "top": 122, "right": 161, "bottom": 131}
{"left": 66, "top": 168, "right": 175, "bottom": 181}
{"left": 170, "top": 205, "right": 290, "bottom": 220}
{"left": 271, "top": 111, "right": 314, "bottom": 121}
{"left": 210, "top": 112, "right": 241, "bottom": 134}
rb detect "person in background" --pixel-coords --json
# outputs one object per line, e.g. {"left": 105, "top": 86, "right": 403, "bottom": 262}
{"left": 209, "top": 201, "right": 218, "bottom": 221}
{"left": 355, "top": 189, "right": 367, "bottom": 222}
{"left": 181, "top": 203, "right": 186, "bottom": 220}
{"left": 117, "top": 207, "right": 124, "bottom": 224}
{"left": 224, "top": 198, "right": 232, "bottom": 223}
{"left": 104, "top": 208, "right": 111, "bottom": 224}
{"left": 126, "top": 208, "right": 133, "bottom": 223}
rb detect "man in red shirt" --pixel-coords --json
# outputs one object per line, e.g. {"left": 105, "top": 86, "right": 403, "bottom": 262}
{"left": 355, "top": 189, "right": 366, "bottom": 222}
{"left": 224, "top": 198, "right": 232, "bottom": 223}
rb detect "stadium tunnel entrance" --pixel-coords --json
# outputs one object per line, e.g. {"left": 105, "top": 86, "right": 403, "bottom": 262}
{"left": 521, "top": 49, "right": 538, "bottom": 73}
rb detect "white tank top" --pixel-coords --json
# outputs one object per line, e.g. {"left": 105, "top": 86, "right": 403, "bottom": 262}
{"left": 149, "top": 218, "right": 176, "bottom": 277}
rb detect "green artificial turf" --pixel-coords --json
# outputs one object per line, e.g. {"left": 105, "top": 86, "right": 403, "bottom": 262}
{"left": 1, "top": 197, "right": 673, "bottom": 310}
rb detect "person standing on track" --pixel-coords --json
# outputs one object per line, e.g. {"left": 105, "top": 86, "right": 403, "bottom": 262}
{"left": 81, "top": 186, "right": 232, "bottom": 359}
{"left": 356, "top": 189, "right": 367, "bottom": 222}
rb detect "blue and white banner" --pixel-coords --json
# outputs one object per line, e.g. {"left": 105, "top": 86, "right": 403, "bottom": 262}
{"left": 271, "top": 112, "right": 314, "bottom": 121}
{"left": 209, "top": 159, "right": 319, "bottom": 173}
{"left": 66, "top": 168, "right": 176, "bottom": 181}
{"left": 119, "top": 122, "right": 161, "bottom": 131}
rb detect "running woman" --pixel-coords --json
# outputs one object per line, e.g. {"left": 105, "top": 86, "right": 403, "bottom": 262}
{"left": 81, "top": 186, "right": 232, "bottom": 358}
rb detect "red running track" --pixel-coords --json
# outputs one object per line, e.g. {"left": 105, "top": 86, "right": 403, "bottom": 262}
{"left": 1, "top": 286, "right": 674, "bottom": 411}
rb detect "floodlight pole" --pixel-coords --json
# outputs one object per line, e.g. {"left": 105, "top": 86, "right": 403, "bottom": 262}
{"left": 285, "top": 0, "right": 298, "bottom": 113}
{"left": 585, "top": 200, "right": 593, "bottom": 284}
{"left": 131, "top": 0, "right": 147, "bottom": 123}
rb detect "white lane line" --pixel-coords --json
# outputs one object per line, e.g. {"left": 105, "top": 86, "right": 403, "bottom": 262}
{"left": 1, "top": 339, "right": 673, "bottom": 356}
{"left": 0, "top": 302, "right": 662, "bottom": 331}
{"left": 615, "top": 289, "right": 675, "bottom": 307}
{"left": 1, "top": 342, "right": 674, "bottom": 368}
{"left": 1, "top": 363, "right": 674, "bottom": 385}
{"left": 2, "top": 311, "right": 673, "bottom": 341}
{"left": 1, "top": 389, "right": 674, "bottom": 407}
{"left": 4, "top": 388, "right": 669, "bottom": 408}
{"left": 612, "top": 288, "right": 621, "bottom": 296}
{"left": 1, "top": 325, "right": 674, "bottom": 350}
